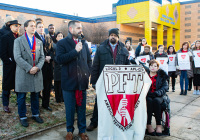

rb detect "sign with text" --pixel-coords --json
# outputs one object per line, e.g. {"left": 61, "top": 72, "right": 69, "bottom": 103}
{"left": 177, "top": 53, "right": 190, "bottom": 70}
{"left": 193, "top": 51, "right": 200, "bottom": 68}
{"left": 156, "top": 57, "right": 168, "bottom": 74}
{"left": 168, "top": 55, "right": 176, "bottom": 72}
{"left": 136, "top": 55, "right": 150, "bottom": 67}
{"left": 96, "top": 65, "right": 151, "bottom": 140}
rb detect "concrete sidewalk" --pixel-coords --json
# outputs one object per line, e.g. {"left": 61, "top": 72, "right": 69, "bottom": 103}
{"left": 22, "top": 83, "right": 200, "bottom": 140}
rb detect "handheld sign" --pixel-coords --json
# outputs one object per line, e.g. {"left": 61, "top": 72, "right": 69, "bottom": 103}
{"left": 193, "top": 51, "right": 200, "bottom": 68}
{"left": 156, "top": 57, "right": 168, "bottom": 74}
{"left": 168, "top": 55, "right": 176, "bottom": 72}
{"left": 96, "top": 65, "right": 151, "bottom": 140}
{"left": 177, "top": 53, "right": 190, "bottom": 70}
{"left": 136, "top": 55, "right": 150, "bottom": 67}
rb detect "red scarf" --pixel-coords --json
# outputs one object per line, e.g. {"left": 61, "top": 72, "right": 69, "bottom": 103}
{"left": 73, "top": 38, "right": 83, "bottom": 106}
{"left": 25, "top": 32, "right": 36, "bottom": 66}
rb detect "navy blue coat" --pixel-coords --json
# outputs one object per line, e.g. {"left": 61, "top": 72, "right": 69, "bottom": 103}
{"left": 56, "top": 32, "right": 92, "bottom": 90}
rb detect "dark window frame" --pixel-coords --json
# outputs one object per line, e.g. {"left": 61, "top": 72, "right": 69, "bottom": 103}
{"left": 185, "top": 17, "right": 191, "bottom": 20}
{"left": 185, "top": 23, "right": 191, "bottom": 26}
{"left": 185, "top": 11, "right": 191, "bottom": 15}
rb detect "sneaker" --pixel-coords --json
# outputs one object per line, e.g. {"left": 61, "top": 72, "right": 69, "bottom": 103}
{"left": 20, "top": 119, "right": 29, "bottom": 127}
{"left": 196, "top": 90, "right": 200, "bottom": 95}
{"left": 32, "top": 116, "right": 44, "bottom": 123}
{"left": 172, "top": 89, "right": 175, "bottom": 92}
{"left": 193, "top": 90, "right": 197, "bottom": 95}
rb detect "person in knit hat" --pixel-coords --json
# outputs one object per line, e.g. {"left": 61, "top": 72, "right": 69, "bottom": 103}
{"left": 86, "top": 28, "right": 129, "bottom": 131}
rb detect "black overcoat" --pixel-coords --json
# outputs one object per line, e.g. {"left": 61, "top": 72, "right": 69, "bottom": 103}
{"left": 56, "top": 32, "right": 92, "bottom": 90}
{"left": 0, "top": 31, "right": 18, "bottom": 90}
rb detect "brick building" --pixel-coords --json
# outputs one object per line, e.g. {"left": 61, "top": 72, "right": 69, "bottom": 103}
{"left": 0, "top": 0, "right": 199, "bottom": 50}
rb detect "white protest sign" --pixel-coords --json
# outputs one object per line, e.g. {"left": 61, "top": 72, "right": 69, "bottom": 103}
{"left": 156, "top": 57, "right": 168, "bottom": 74}
{"left": 168, "top": 55, "right": 176, "bottom": 72}
{"left": 193, "top": 51, "right": 200, "bottom": 68}
{"left": 128, "top": 51, "right": 135, "bottom": 60}
{"left": 177, "top": 53, "right": 190, "bottom": 70}
{"left": 136, "top": 55, "right": 150, "bottom": 67}
{"left": 96, "top": 65, "right": 151, "bottom": 140}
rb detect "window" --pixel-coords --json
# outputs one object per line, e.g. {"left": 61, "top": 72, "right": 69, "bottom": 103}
{"left": 185, "top": 35, "right": 191, "bottom": 38}
{"left": 198, "top": 35, "right": 200, "bottom": 38}
{"left": 198, "top": 16, "right": 200, "bottom": 19}
{"left": 185, "top": 29, "right": 191, "bottom": 32}
{"left": 185, "top": 17, "right": 191, "bottom": 20}
{"left": 199, "top": 10, "right": 200, "bottom": 14}
{"left": 199, "top": 4, "right": 200, "bottom": 7}
{"left": 185, "top": 11, "right": 191, "bottom": 15}
{"left": 185, "top": 5, "right": 191, "bottom": 8}
{"left": 198, "top": 29, "right": 200, "bottom": 32}
{"left": 185, "top": 23, "right": 191, "bottom": 26}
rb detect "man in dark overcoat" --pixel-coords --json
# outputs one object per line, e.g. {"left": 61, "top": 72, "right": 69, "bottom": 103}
{"left": 86, "top": 28, "right": 130, "bottom": 131}
{"left": 0, "top": 20, "right": 21, "bottom": 113}
{"left": 35, "top": 21, "right": 54, "bottom": 111}
{"left": 56, "top": 20, "right": 92, "bottom": 140}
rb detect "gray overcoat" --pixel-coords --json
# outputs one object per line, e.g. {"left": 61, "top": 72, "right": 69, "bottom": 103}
{"left": 14, "top": 35, "right": 45, "bottom": 92}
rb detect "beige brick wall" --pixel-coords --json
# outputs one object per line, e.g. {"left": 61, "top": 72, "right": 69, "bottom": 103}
{"left": 180, "top": 2, "right": 200, "bottom": 46}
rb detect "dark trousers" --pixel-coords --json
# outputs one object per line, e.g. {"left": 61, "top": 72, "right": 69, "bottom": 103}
{"left": 17, "top": 92, "right": 39, "bottom": 119}
{"left": 54, "top": 81, "right": 63, "bottom": 103}
{"left": 168, "top": 76, "right": 176, "bottom": 90}
{"left": 146, "top": 96, "right": 163, "bottom": 125}
{"left": 42, "top": 80, "right": 52, "bottom": 108}
{"left": 90, "top": 97, "right": 98, "bottom": 126}
{"left": 2, "top": 90, "right": 10, "bottom": 106}
{"left": 62, "top": 90, "right": 86, "bottom": 133}
{"left": 188, "top": 77, "right": 193, "bottom": 90}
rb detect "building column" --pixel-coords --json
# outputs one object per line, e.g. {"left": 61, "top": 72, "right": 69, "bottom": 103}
{"left": 167, "top": 27, "right": 173, "bottom": 47}
{"left": 145, "top": 21, "right": 152, "bottom": 46}
{"left": 157, "top": 24, "right": 163, "bottom": 47}
{"left": 175, "top": 29, "right": 180, "bottom": 51}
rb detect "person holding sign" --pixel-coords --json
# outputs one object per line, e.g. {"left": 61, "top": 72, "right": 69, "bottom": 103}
{"left": 192, "top": 40, "right": 200, "bottom": 95}
{"left": 154, "top": 45, "right": 168, "bottom": 59}
{"left": 86, "top": 28, "right": 129, "bottom": 132}
{"left": 167, "top": 45, "right": 177, "bottom": 92}
{"left": 135, "top": 37, "right": 147, "bottom": 58}
{"left": 139, "top": 45, "right": 154, "bottom": 60}
{"left": 176, "top": 42, "right": 193, "bottom": 95}
{"left": 141, "top": 60, "right": 168, "bottom": 136}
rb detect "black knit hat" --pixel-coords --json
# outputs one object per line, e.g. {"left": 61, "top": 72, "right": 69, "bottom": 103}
{"left": 109, "top": 28, "right": 119, "bottom": 37}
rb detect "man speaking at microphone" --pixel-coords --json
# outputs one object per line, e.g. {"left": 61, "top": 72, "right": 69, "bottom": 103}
{"left": 56, "top": 20, "right": 92, "bottom": 140}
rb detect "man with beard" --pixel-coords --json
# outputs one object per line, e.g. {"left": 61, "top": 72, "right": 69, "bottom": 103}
{"left": 56, "top": 20, "right": 92, "bottom": 140}
{"left": 86, "top": 28, "right": 129, "bottom": 131}
{"left": 0, "top": 20, "right": 21, "bottom": 113}
{"left": 47, "top": 24, "right": 56, "bottom": 43}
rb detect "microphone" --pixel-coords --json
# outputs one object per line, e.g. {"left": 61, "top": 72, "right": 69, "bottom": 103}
{"left": 78, "top": 35, "right": 82, "bottom": 42}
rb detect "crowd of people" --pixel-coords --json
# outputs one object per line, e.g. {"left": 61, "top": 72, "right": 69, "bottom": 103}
{"left": 0, "top": 15, "right": 200, "bottom": 140}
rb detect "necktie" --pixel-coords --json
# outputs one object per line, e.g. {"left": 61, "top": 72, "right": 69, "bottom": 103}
{"left": 41, "top": 35, "right": 45, "bottom": 43}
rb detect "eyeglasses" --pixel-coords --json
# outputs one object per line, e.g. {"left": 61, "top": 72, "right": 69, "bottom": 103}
{"left": 14, "top": 24, "right": 21, "bottom": 27}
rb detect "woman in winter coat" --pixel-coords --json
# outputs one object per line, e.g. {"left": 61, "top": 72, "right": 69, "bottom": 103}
{"left": 139, "top": 45, "right": 154, "bottom": 60}
{"left": 154, "top": 45, "right": 168, "bottom": 59}
{"left": 167, "top": 45, "right": 177, "bottom": 92}
{"left": 135, "top": 38, "right": 147, "bottom": 58}
{"left": 192, "top": 40, "right": 200, "bottom": 95}
{"left": 176, "top": 42, "right": 193, "bottom": 95}
{"left": 142, "top": 60, "right": 168, "bottom": 136}
{"left": 53, "top": 32, "right": 64, "bottom": 103}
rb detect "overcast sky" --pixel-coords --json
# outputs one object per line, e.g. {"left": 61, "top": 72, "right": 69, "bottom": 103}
{"left": 0, "top": 0, "right": 192, "bottom": 17}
